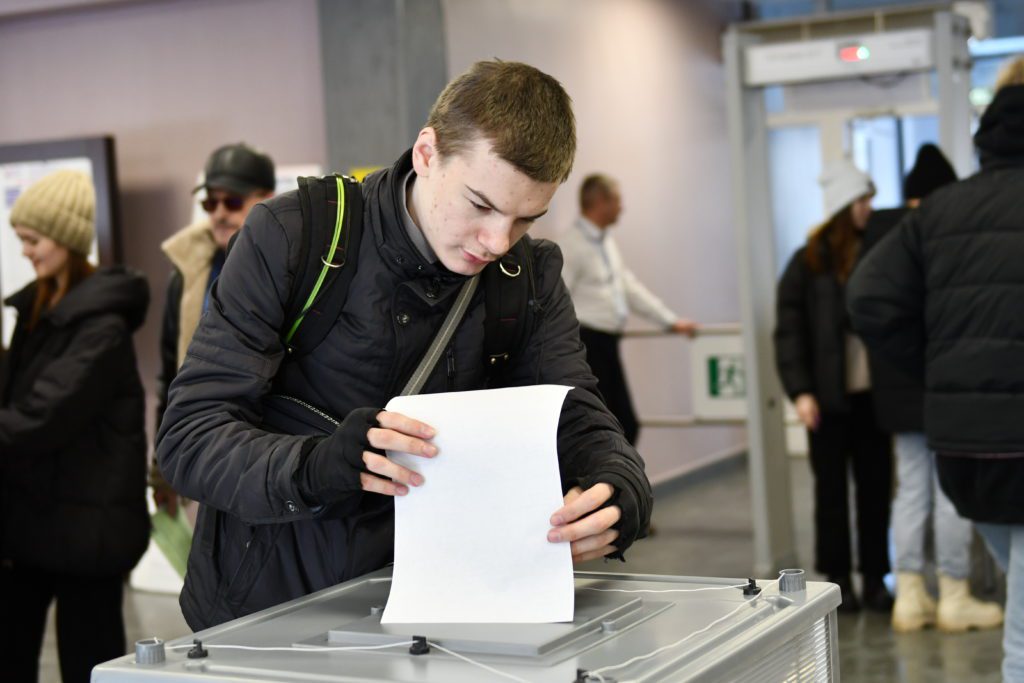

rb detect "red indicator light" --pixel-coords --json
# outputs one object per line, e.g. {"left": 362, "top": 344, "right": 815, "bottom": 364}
{"left": 839, "top": 45, "right": 870, "bottom": 63}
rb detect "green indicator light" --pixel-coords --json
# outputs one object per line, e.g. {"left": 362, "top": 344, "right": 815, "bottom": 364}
{"left": 970, "top": 88, "right": 993, "bottom": 107}
{"left": 857, "top": 46, "right": 871, "bottom": 60}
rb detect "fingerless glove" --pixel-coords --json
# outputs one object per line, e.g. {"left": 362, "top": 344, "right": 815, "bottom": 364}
{"left": 295, "top": 407, "right": 383, "bottom": 505}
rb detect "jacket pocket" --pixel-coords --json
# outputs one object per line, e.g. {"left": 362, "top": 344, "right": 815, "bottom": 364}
{"left": 215, "top": 517, "right": 283, "bottom": 617}
{"left": 261, "top": 394, "right": 339, "bottom": 436}
{"left": 344, "top": 497, "right": 394, "bottom": 580}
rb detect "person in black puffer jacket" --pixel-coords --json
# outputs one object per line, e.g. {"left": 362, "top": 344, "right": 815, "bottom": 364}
{"left": 0, "top": 170, "right": 150, "bottom": 683}
{"left": 774, "top": 158, "right": 893, "bottom": 614}
{"left": 848, "top": 58, "right": 1024, "bottom": 683}
{"left": 157, "top": 60, "right": 653, "bottom": 632}
{"left": 853, "top": 144, "right": 1002, "bottom": 634}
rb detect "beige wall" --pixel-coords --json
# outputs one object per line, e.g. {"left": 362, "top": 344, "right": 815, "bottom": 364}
{"left": 0, "top": 0, "right": 327, "bottom": 436}
{"left": 0, "top": 0, "right": 746, "bottom": 480}
{"left": 443, "top": 0, "right": 746, "bottom": 481}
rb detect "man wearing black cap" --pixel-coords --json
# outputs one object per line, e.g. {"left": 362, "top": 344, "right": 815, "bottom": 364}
{"left": 152, "top": 143, "right": 275, "bottom": 513}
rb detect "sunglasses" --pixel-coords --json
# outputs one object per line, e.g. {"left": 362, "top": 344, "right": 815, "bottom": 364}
{"left": 201, "top": 195, "right": 246, "bottom": 213}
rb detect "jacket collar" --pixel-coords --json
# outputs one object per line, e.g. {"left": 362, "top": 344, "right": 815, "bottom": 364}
{"left": 363, "top": 150, "right": 538, "bottom": 308}
{"left": 364, "top": 149, "right": 465, "bottom": 286}
{"left": 576, "top": 216, "right": 607, "bottom": 243}
{"left": 4, "top": 267, "right": 149, "bottom": 331}
{"left": 161, "top": 218, "right": 219, "bottom": 276}
{"left": 4, "top": 281, "right": 36, "bottom": 315}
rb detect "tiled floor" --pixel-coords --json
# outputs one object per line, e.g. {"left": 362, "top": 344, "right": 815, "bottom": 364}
{"left": 38, "top": 455, "right": 1005, "bottom": 682}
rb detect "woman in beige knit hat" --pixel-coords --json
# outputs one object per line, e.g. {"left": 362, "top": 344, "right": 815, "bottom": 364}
{"left": 8, "top": 169, "right": 97, "bottom": 321}
{"left": 0, "top": 169, "right": 150, "bottom": 683}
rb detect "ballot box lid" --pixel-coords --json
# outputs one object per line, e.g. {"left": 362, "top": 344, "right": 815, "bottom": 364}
{"left": 92, "top": 568, "right": 841, "bottom": 683}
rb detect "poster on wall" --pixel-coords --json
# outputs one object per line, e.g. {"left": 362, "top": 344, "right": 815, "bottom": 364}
{"left": 0, "top": 137, "right": 120, "bottom": 348}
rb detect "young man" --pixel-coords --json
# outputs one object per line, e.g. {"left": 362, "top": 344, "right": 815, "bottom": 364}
{"left": 157, "top": 61, "right": 653, "bottom": 630}
{"left": 559, "top": 174, "right": 697, "bottom": 445}
{"left": 153, "top": 143, "right": 275, "bottom": 514}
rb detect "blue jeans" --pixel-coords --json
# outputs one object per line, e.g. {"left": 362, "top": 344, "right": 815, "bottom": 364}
{"left": 976, "top": 523, "right": 1024, "bottom": 683}
{"left": 892, "top": 433, "right": 972, "bottom": 578}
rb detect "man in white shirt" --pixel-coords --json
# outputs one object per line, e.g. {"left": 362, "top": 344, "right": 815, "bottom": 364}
{"left": 559, "top": 174, "right": 696, "bottom": 445}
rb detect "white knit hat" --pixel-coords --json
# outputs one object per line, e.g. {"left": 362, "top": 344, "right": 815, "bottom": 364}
{"left": 9, "top": 169, "right": 95, "bottom": 255}
{"left": 818, "top": 158, "right": 874, "bottom": 219}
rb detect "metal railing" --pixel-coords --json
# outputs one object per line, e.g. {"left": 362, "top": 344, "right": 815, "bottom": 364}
{"left": 620, "top": 323, "right": 745, "bottom": 429}
{"left": 621, "top": 322, "right": 742, "bottom": 339}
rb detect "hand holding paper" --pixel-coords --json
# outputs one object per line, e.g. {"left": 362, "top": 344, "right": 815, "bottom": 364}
{"left": 549, "top": 482, "right": 622, "bottom": 563}
{"left": 381, "top": 385, "right": 575, "bottom": 624}
{"left": 359, "top": 411, "right": 438, "bottom": 497}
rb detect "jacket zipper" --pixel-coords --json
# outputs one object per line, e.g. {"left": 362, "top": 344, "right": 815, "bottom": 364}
{"left": 277, "top": 394, "right": 341, "bottom": 427}
{"left": 446, "top": 346, "right": 455, "bottom": 391}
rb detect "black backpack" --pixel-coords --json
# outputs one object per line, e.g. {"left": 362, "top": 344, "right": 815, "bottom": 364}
{"left": 279, "top": 174, "right": 538, "bottom": 378}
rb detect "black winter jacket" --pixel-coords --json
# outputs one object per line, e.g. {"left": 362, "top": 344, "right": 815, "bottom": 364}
{"left": 157, "top": 151, "right": 654, "bottom": 630}
{"left": 155, "top": 268, "right": 183, "bottom": 431}
{"left": 848, "top": 85, "right": 1024, "bottom": 523}
{"left": 774, "top": 239, "right": 861, "bottom": 414}
{"left": 853, "top": 207, "right": 923, "bottom": 433}
{"left": 0, "top": 267, "right": 150, "bottom": 576}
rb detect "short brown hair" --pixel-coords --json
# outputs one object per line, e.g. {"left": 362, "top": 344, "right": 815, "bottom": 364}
{"left": 995, "top": 55, "right": 1024, "bottom": 91}
{"left": 580, "top": 174, "right": 617, "bottom": 211}
{"left": 426, "top": 60, "right": 576, "bottom": 184}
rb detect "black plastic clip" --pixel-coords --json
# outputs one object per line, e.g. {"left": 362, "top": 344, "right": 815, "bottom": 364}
{"left": 743, "top": 578, "right": 762, "bottom": 597}
{"left": 187, "top": 639, "right": 208, "bottom": 659}
{"left": 409, "top": 635, "right": 430, "bottom": 655}
{"left": 575, "top": 669, "right": 615, "bottom": 682}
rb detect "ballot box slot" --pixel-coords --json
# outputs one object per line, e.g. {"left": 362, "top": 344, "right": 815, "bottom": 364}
{"left": 312, "top": 591, "right": 673, "bottom": 659}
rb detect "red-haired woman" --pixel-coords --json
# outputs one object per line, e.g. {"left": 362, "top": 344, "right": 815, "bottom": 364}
{"left": 0, "top": 170, "right": 149, "bottom": 683}
{"left": 774, "top": 159, "right": 893, "bottom": 614}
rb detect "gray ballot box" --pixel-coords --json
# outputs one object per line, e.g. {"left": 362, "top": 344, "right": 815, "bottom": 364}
{"left": 94, "top": 568, "right": 840, "bottom": 682}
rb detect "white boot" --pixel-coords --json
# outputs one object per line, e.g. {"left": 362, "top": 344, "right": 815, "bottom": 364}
{"left": 892, "top": 572, "right": 937, "bottom": 632}
{"left": 936, "top": 574, "right": 1004, "bottom": 633}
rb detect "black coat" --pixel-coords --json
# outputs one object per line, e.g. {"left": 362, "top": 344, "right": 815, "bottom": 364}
{"left": 774, "top": 240, "right": 858, "bottom": 414}
{"left": 0, "top": 267, "right": 150, "bottom": 576}
{"left": 848, "top": 84, "right": 1024, "bottom": 523}
{"left": 157, "top": 150, "right": 654, "bottom": 630}
{"left": 853, "top": 207, "right": 923, "bottom": 433}
{"left": 155, "top": 267, "right": 183, "bottom": 432}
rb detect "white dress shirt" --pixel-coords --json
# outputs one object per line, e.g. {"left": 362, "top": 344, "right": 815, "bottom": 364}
{"left": 558, "top": 216, "right": 678, "bottom": 334}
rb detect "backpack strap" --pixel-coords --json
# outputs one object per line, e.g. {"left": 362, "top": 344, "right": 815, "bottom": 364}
{"left": 283, "top": 175, "right": 364, "bottom": 356}
{"left": 482, "top": 237, "right": 538, "bottom": 379}
{"left": 279, "top": 173, "right": 531, "bottom": 375}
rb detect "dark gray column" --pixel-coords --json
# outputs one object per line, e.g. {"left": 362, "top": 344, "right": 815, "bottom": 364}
{"left": 318, "top": 0, "right": 448, "bottom": 172}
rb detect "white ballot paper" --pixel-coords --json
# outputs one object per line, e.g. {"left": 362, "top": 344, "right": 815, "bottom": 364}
{"left": 381, "top": 385, "right": 574, "bottom": 624}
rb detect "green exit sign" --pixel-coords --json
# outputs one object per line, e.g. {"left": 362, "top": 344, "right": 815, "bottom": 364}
{"left": 708, "top": 355, "right": 746, "bottom": 398}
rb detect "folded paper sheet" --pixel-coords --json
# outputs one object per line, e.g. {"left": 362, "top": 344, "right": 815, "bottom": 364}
{"left": 381, "top": 385, "right": 574, "bottom": 624}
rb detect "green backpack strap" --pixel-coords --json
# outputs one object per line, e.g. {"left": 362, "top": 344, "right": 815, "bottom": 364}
{"left": 280, "top": 172, "right": 534, "bottom": 378}
{"left": 283, "top": 174, "right": 364, "bottom": 356}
